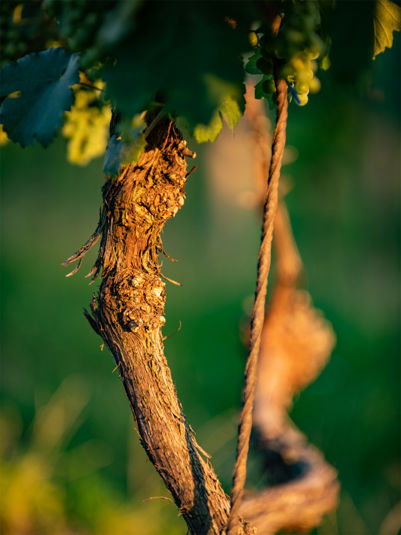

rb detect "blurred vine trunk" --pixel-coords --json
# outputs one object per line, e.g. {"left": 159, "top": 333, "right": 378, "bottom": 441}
{"left": 237, "top": 87, "right": 339, "bottom": 532}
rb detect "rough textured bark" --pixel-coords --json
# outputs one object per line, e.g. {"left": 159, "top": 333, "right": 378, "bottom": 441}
{"left": 64, "top": 120, "right": 253, "bottom": 535}
{"left": 65, "top": 115, "right": 339, "bottom": 534}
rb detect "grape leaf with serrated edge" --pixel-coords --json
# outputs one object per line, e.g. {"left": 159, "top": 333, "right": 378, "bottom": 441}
{"left": 245, "top": 50, "right": 262, "bottom": 75}
{"left": 193, "top": 93, "right": 244, "bottom": 143}
{"left": 0, "top": 48, "right": 79, "bottom": 147}
{"left": 220, "top": 95, "right": 243, "bottom": 131}
{"left": 373, "top": 0, "right": 401, "bottom": 58}
{"left": 193, "top": 111, "right": 223, "bottom": 144}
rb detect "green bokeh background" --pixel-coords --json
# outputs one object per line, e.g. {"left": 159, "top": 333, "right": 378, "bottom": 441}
{"left": 1, "top": 35, "right": 399, "bottom": 535}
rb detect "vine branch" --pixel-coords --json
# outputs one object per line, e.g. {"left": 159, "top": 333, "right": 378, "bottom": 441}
{"left": 235, "top": 84, "right": 340, "bottom": 534}
{"left": 240, "top": 200, "right": 340, "bottom": 532}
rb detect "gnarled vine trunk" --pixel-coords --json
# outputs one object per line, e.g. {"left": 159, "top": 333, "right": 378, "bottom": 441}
{"left": 64, "top": 114, "right": 339, "bottom": 535}
{"left": 64, "top": 120, "right": 252, "bottom": 535}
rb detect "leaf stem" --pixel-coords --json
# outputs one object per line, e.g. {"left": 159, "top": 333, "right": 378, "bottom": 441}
{"left": 78, "top": 82, "right": 104, "bottom": 92}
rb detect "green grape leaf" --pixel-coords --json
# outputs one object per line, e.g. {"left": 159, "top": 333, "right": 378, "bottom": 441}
{"left": 102, "top": 2, "right": 253, "bottom": 132}
{"left": 193, "top": 90, "right": 244, "bottom": 143}
{"left": 254, "top": 78, "right": 276, "bottom": 109}
{"left": 254, "top": 79, "right": 265, "bottom": 100}
{"left": 194, "top": 111, "right": 223, "bottom": 143}
{"left": 373, "top": 0, "right": 401, "bottom": 58}
{"left": 103, "top": 135, "right": 124, "bottom": 177}
{"left": 0, "top": 48, "right": 79, "bottom": 147}
{"left": 245, "top": 50, "right": 262, "bottom": 75}
{"left": 96, "top": 0, "right": 142, "bottom": 48}
{"left": 220, "top": 95, "right": 243, "bottom": 131}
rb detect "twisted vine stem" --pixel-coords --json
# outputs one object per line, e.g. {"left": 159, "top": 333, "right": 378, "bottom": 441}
{"left": 234, "top": 84, "right": 339, "bottom": 534}
{"left": 227, "top": 77, "right": 288, "bottom": 533}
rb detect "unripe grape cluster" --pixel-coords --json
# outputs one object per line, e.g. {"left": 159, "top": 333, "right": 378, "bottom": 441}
{"left": 0, "top": 3, "right": 24, "bottom": 65}
{"left": 0, "top": 0, "right": 117, "bottom": 72}
{"left": 43, "top": 0, "right": 114, "bottom": 70}
{"left": 247, "top": 1, "right": 329, "bottom": 106}
{"left": 0, "top": 1, "right": 41, "bottom": 67}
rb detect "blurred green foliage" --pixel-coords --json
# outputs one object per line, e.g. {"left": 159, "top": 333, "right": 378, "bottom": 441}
{"left": 0, "top": 28, "right": 399, "bottom": 535}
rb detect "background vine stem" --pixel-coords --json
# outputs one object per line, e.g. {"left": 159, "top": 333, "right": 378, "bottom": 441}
{"left": 227, "top": 76, "right": 288, "bottom": 534}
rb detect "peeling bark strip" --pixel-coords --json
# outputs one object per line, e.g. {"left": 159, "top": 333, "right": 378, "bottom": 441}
{"left": 64, "top": 121, "right": 252, "bottom": 535}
